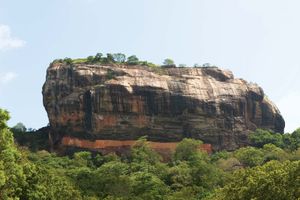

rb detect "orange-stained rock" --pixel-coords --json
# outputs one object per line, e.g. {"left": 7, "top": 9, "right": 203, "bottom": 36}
{"left": 43, "top": 62, "right": 285, "bottom": 151}
{"left": 61, "top": 136, "right": 213, "bottom": 156}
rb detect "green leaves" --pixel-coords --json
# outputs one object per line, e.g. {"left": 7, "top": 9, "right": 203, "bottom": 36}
{"left": 214, "top": 161, "right": 300, "bottom": 200}
{"left": 249, "top": 128, "right": 300, "bottom": 151}
{"left": 167, "top": 162, "right": 193, "bottom": 190}
{"left": 163, "top": 58, "right": 175, "bottom": 66}
{"left": 173, "top": 138, "right": 204, "bottom": 163}
{"left": 0, "top": 108, "right": 27, "bottom": 199}
{"left": 126, "top": 55, "right": 139, "bottom": 65}
{"left": 113, "top": 53, "right": 126, "bottom": 63}
{"left": 2, "top": 105, "right": 300, "bottom": 200}
{"left": 0, "top": 109, "right": 9, "bottom": 130}
{"left": 234, "top": 147, "right": 265, "bottom": 167}
{"left": 130, "top": 171, "right": 169, "bottom": 200}
{"left": 131, "top": 137, "right": 162, "bottom": 165}
{"left": 249, "top": 129, "right": 284, "bottom": 148}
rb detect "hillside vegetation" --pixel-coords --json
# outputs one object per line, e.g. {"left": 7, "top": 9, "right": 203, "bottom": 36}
{"left": 52, "top": 52, "right": 209, "bottom": 69}
{"left": 1, "top": 108, "right": 300, "bottom": 200}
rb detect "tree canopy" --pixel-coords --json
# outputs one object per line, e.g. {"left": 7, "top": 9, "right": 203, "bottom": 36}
{"left": 2, "top": 108, "right": 300, "bottom": 199}
{"left": 163, "top": 58, "right": 175, "bottom": 66}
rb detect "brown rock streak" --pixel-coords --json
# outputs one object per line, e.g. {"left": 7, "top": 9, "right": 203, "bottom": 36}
{"left": 62, "top": 136, "right": 212, "bottom": 154}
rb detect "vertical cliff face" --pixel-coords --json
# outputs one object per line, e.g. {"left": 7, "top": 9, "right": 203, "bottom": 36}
{"left": 42, "top": 62, "right": 285, "bottom": 151}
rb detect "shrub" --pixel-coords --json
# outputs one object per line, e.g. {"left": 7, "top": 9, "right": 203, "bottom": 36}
{"left": 216, "top": 158, "right": 242, "bottom": 172}
{"left": 173, "top": 138, "right": 204, "bottom": 163}
{"left": 234, "top": 147, "right": 265, "bottom": 167}
{"left": 63, "top": 57, "right": 73, "bottom": 64}
{"left": 112, "top": 53, "right": 126, "bottom": 63}
{"left": 163, "top": 58, "right": 175, "bottom": 66}
{"left": 126, "top": 55, "right": 139, "bottom": 65}
{"left": 94, "top": 53, "right": 103, "bottom": 62}
{"left": 212, "top": 160, "right": 300, "bottom": 200}
{"left": 106, "top": 53, "right": 115, "bottom": 63}
{"left": 249, "top": 129, "right": 284, "bottom": 148}
{"left": 87, "top": 56, "right": 95, "bottom": 63}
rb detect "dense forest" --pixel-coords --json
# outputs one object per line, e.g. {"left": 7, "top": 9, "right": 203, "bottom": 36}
{"left": 1, "top": 108, "right": 300, "bottom": 200}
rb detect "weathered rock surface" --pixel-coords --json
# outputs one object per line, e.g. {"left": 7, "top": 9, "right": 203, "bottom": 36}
{"left": 62, "top": 136, "right": 212, "bottom": 159}
{"left": 43, "top": 62, "right": 285, "bottom": 150}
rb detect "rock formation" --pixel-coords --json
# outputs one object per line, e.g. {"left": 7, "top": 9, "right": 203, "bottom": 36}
{"left": 43, "top": 62, "right": 285, "bottom": 151}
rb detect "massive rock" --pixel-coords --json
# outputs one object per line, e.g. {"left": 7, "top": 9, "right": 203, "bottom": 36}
{"left": 43, "top": 62, "right": 285, "bottom": 151}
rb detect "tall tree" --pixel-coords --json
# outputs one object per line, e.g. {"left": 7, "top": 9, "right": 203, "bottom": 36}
{"left": 163, "top": 58, "right": 175, "bottom": 66}
{"left": 127, "top": 55, "right": 139, "bottom": 65}
{"left": 113, "top": 53, "right": 126, "bottom": 63}
{"left": 0, "top": 109, "right": 26, "bottom": 199}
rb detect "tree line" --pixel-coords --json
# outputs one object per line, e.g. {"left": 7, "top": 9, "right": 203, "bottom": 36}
{"left": 2, "top": 108, "right": 300, "bottom": 199}
{"left": 52, "top": 53, "right": 212, "bottom": 69}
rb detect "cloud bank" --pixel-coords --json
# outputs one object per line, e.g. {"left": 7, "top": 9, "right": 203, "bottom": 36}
{"left": 0, "top": 24, "right": 25, "bottom": 50}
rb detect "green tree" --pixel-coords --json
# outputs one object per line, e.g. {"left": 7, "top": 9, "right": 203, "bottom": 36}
{"left": 249, "top": 129, "right": 283, "bottom": 148}
{"left": 106, "top": 53, "right": 115, "bottom": 63}
{"left": 212, "top": 160, "right": 300, "bottom": 200}
{"left": 11, "top": 122, "right": 27, "bottom": 132}
{"left": 290, "top": 128, "right": 300, "bottom": 150}
{"left": 127, "top": 55, "right": 139, "bottom": 65}
{"left": 95, "top": 161, "right": 131, "bottom": 198}
{"left": 94, "top": 53, "right": 103, "bottom": 62}
{"left": 173, "top": 139, "right": 224, "bottom": 198}
{"left": 166, "top": 187, "right": 197, "bottom": 200}
{"left": 216, "top": 157, "right": 242, "bottom": 172}
{"left": 131, "top": 137, "right": 161, "bottom": 165}
{"left": 173, "top": 138, "right": 204, "bottom": 163}
{"left": 262, "top": 143, "right": 288, "bottom": 162}
{"left": 130, "top": 137, "right": 168, "bottom": 180}
{"left": 130, "top": 171, "right": 169, "bottom": 200}
{"left": 23, "top": 164, "right": 82, "bottom": 200}
{"left": 68, "top": 167, "right": 97, "bottom": 197}
{"left": 87, "top": 56, "right": 95, "bottom": 63}
{"left": 211, "top": 151, "right": 231, "bottom": 163}
{"left": 193, "top": 63, "right": 201, "bottom": 68}
{"left": 73, "top": 151, "right": 93, "bottom": 167}
{"left": 290, "top": 148, "right": 300, "bottom": 161}
{"left": 167, "top": 162, "right": 192, "bottom": 190}
{"left": 163, "top": 58, "right": 175, "bottom": 66}
{"left": 0, "top": 108, "right": 26, "bottom": 199}
{"left": 234, "top": 147, "right": 265, "bottom": 167}
{"left": 64, "top": 57, "right": 73, "bottom": 64}
{"left": 101, "top": 54, "right": 115, "bottom": 64}
{"left": 113, "top": 53, "right": 126, "bottom": 63}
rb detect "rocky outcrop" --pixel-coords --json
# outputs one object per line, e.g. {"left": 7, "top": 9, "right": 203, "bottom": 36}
{"left": 43, "top": 62, "right": 285, "bottom": 151}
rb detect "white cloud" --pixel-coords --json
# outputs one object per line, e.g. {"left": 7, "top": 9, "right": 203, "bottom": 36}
{"left": 0, "top": 72, "right": 18, "bottom": 84}
{"left": 0, "top": 24, "right": 26, "bottom": 50}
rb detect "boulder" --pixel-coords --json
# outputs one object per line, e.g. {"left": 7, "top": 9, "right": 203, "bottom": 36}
{"left": 43, "top": 62, "right": 284, "bottom": 151}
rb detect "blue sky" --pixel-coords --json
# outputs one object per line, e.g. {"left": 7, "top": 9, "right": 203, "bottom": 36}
{"left": 0, "top": 0, "right": 299, "bottom": 132}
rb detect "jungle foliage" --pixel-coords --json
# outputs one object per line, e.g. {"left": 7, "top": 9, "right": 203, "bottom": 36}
{"left": 2, "top": 109, "right": 300, "bottom": 199}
